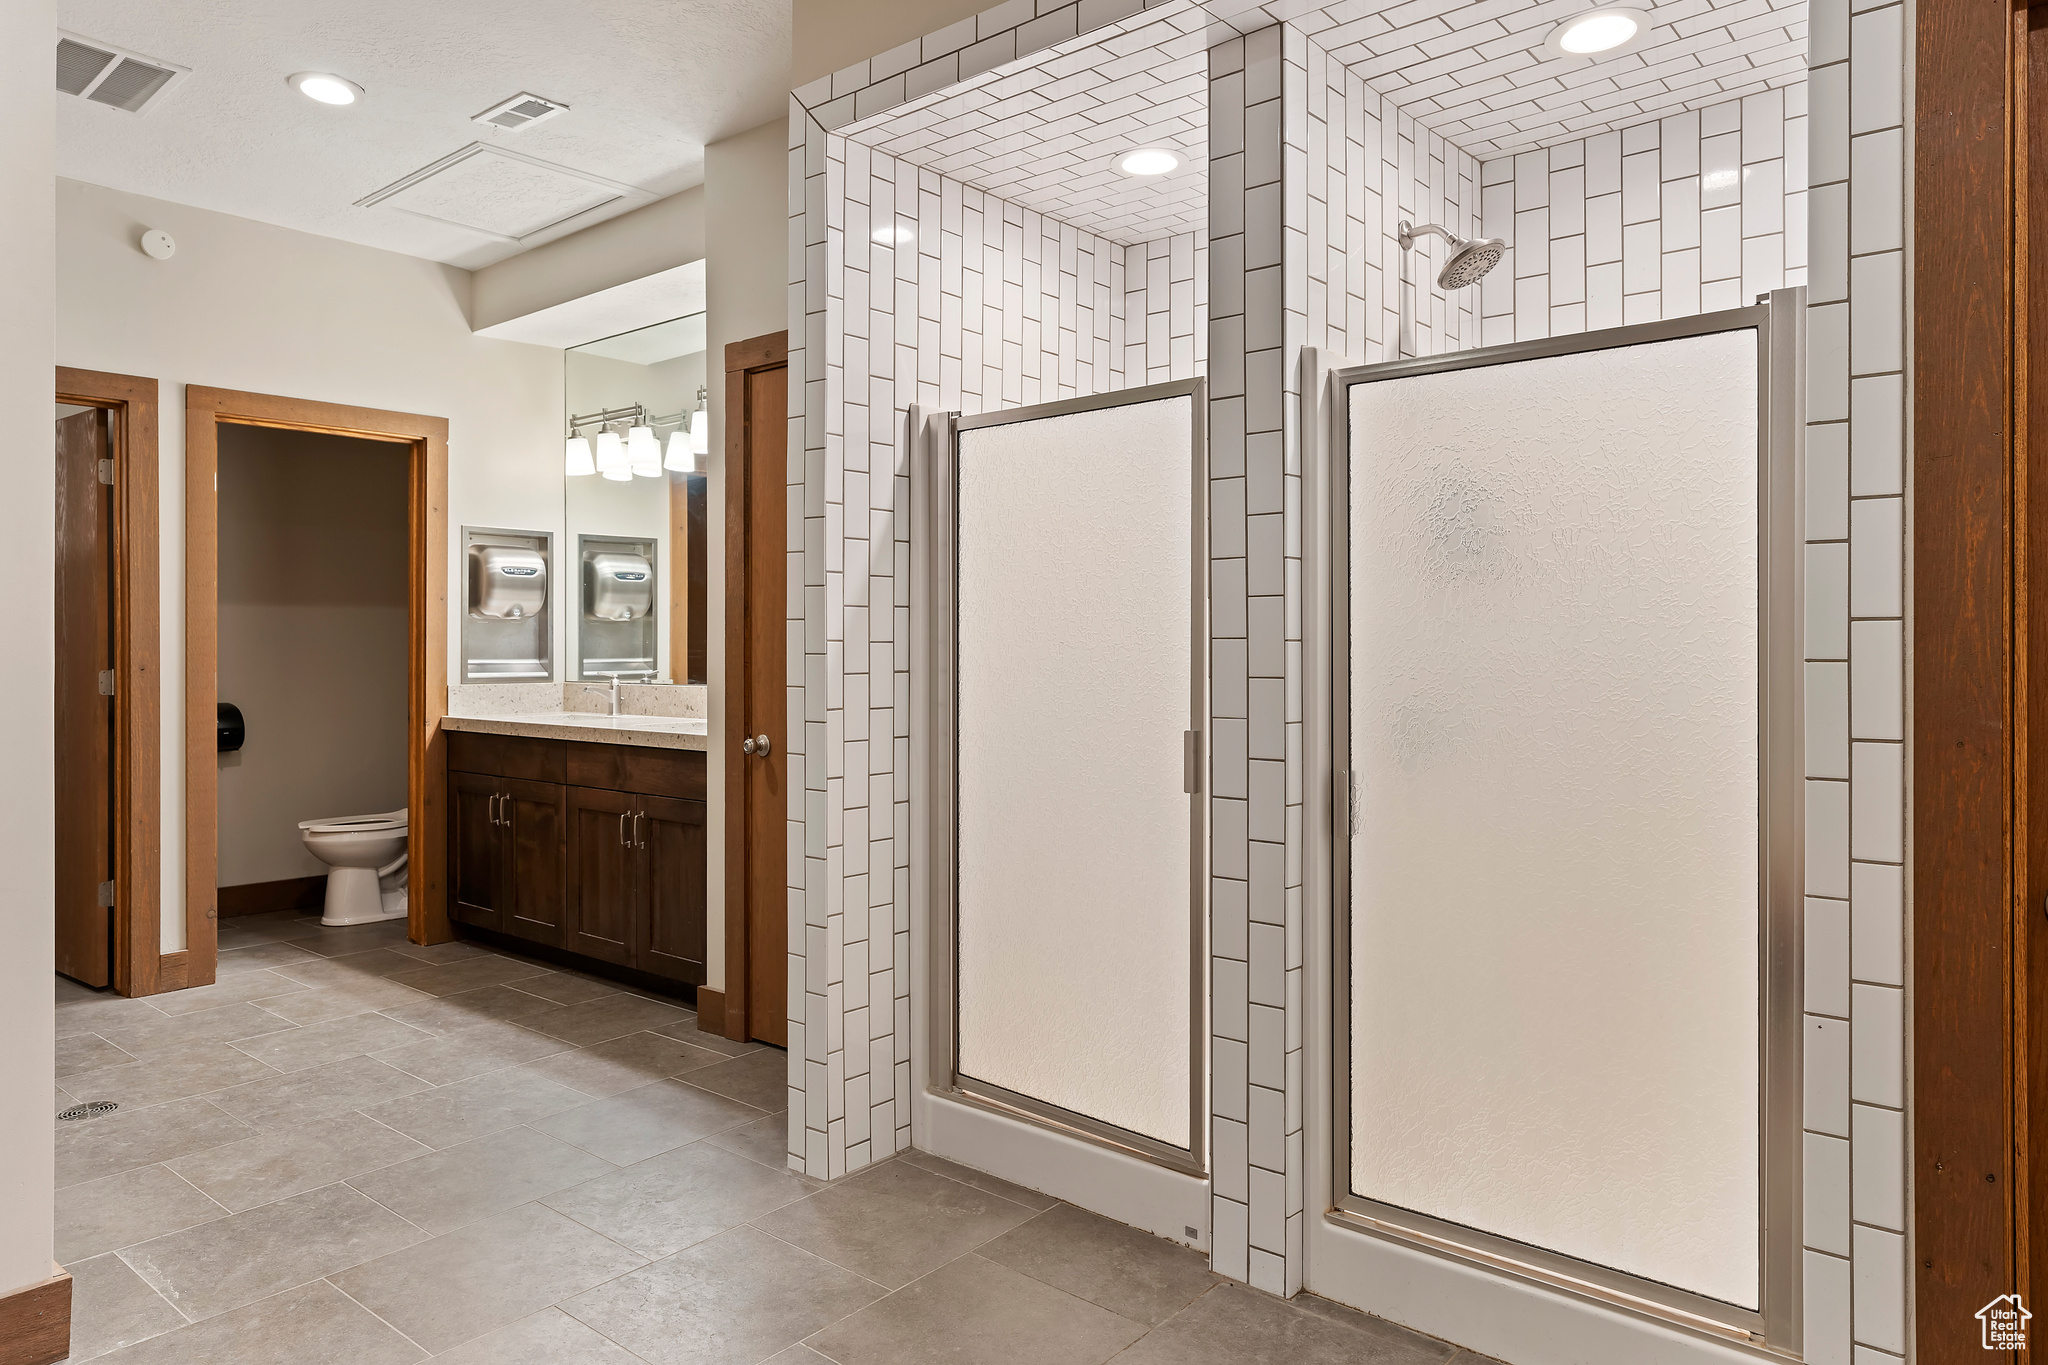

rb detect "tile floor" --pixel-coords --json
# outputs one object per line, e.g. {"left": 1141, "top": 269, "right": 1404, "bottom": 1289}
{"left": 54, "top": 909, "right": 1500, "bottom": 1365}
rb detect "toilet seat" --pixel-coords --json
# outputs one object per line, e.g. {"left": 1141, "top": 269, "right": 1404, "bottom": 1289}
{"left": 298, "top": 809, "right": 408, "bottom": 835}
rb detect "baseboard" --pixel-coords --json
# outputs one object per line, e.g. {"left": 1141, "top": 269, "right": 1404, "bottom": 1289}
{"left": 0, "top": 1267, "right": 70, "bottom": 1365}
{"left": 217, "top": 875, "right": 326, "bottom": 918}
{"left": 697, "top": 987, "right": 725, "bottom": 1034}
{"left": 155, "top": 951, "right": 189, "bottom": 993}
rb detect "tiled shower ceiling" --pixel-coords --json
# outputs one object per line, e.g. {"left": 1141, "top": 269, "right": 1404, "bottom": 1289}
{"left": 842, "top": 1, "right": 1209, "bottom": 246}
{"left": 839, "top": 0, "right": 1804, "bottom": 243}
{"left": 1207, "top": 0, "right": 1806, "bottom": 160}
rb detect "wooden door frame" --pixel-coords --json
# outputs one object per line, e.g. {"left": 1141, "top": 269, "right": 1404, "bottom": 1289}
{"left": 720, "top": 331, "right": 789, "bottom": 1041}
{"left": 1915, "top": 0, "right": 2048, "bottom": 1351}
{"left": 186, "top": 388, "right": 451, "bottom": 987}
{"left": 54, "top": 367, "right": 163, "bottom": 997}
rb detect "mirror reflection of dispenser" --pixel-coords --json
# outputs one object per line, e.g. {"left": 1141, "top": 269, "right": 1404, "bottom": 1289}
{"left": 461, "top": 527, "right": 553, "bottom": 681}
{"left": 577, "top": 534, "right": 658, "bottom": 680}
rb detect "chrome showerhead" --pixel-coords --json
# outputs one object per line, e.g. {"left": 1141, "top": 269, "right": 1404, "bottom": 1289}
{"left": 1398, "top": 220, "right": 1506, "bottom": 290}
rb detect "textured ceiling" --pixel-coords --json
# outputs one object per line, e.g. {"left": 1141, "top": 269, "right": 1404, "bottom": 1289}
{"left": 842, "top": 2, "right": 1209, "bottom": 247}
{"left": 55, "top": 0, "right": 788, "bottom": 269}
{"left": 1207, "top": 0, "right": 1806, "bottom": 160}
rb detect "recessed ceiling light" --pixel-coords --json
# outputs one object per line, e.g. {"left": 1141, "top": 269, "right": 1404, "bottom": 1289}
{"left": 1117, "top": 147, "right": 1181, "bottom": 178}
{"left": 289, "top": 71, "right": 362, "bottom": 106}
{"left": 1543, "top": 7, "right": 1654, "bottom": 58}
{"left": 872, "top": 225, "right": 914, "bottom": 245}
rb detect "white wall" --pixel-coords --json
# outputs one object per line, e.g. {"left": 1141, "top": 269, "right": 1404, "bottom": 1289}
{"left": 56, "top": 179, "right": 567, "bottom": 952}
{"left": 0, "top": 0, "right": 57, "bottom": 1304}
{"left": 704, "top": 116, "right": 793, "bottom": 989}
{"left": 471, "top": 187, "right": 706, "bottom": 333}
{"left": 217, "top": 428, "right": 410, "bottom": 887}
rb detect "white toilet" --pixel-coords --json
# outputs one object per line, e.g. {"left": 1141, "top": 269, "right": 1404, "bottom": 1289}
{"left": 299, "top": 810, "right": 409, "bottom": 927}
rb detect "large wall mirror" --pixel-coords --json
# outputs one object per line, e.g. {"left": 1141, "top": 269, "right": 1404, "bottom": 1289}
{"left": 565, "top": 314, "right": 709, "bottom": 684}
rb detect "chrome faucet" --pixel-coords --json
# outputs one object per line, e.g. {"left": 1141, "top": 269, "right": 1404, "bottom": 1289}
{"left": 607, "top": 674, "right": 621, "bottom": 717}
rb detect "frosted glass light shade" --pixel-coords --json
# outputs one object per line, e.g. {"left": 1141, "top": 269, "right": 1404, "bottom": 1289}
{"left": 593, "top": 430, "right": 626, "bottom": 473}
{"left": 690, "top": 408, "right": 709, "bottom": 456}
{"left": 627, "top": 425, "right": 661, "bottom": 476}
{"left": 954, "top": 394, "right": 1195, "bottom": 1149}
{"left": 564, "top": 436, "right": 595, "bottom": 476}
{"left": 664, "top": 429, "right": 695, "bottom": 472}
{"left": 1346, "top": 329, "right": 1762, "bottom": 1307}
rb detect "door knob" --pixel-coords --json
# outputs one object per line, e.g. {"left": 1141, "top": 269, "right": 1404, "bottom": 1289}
{"left": 742, "top": 734, "right": 772, "bottom": 756}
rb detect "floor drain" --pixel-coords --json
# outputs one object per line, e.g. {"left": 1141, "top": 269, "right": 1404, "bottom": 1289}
{"left": 57, "top": 1101, "right": 118, "bottom": 1122}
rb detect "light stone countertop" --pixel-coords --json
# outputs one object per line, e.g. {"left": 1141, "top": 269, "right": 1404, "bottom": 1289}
{"left": 439, "top": 710, "right": 710, "bottom": 752}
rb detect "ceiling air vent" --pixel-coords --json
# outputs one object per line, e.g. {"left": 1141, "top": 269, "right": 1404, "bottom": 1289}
{"left": 55, "top": 32, "right": 188, "bottom": 113}
{"left": 472, "top": 92, "right": 569, "bottom": 131}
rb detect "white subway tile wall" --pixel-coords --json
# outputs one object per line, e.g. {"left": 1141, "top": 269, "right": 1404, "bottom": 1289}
{"left": 1806, "top": 0, "right": 1906, "bottom": 1344}
{"left": 789, "top": 107, "right": 1207, "bottom": 1181}
{"left": 792, "top": 0, "right": 1913, "bottom": 1350}
{"left": 1475, "top": 86, "right": 1809, "bottom": 346}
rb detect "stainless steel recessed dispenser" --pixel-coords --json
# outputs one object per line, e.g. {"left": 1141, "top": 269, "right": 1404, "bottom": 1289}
{"left": 462, "top": 526, "right": 553, "bottom": 681}
{"left": 576, "top": 533, "right": 657, "bottom": 680}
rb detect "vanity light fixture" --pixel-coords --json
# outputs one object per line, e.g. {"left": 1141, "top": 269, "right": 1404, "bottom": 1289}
{"left": 627, "top": 423, "right": 662, "bottom": 477}
{"left": 664, "top": 428, "right": 695, "bottom": 473}
{"left": 690, "top": 387, "right": 710, "bottom": 457}
{"left": 565, "top": 435, "right": 595, "bottom": 476}
{"left": 289, "top": 71, "right": 362, "bottom": 105}
{"left": 872, "top": 224, "right": 914, "bottom": 246}
{"left": 595, "top": 429, "right": 630, "bottom": 481}
{"left": 1542, "top": 7, "right": 1654, "bottom": 57}
{"left": 1116, "top": 147, "right": 1181, "bottom": 178}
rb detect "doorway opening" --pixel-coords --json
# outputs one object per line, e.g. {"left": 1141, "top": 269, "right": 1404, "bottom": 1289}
{"left": 186, "top": 387, "right": 449, "bottom": 984}
{"left": 54, "top": 367, "right": 162, "bottom": 996}
{"left": 720, "top": 331, "right": 789, "bottom": 1045}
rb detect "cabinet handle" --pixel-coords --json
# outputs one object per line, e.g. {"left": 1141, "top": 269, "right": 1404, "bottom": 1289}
{"left": 633, "top": 811, "right": 646, "bottom": 849}
{"left": 489, "top": 793, "right": 501, "bottom": 827}
{"left": 618, "top": 811, "right": 630, "bottom": 846}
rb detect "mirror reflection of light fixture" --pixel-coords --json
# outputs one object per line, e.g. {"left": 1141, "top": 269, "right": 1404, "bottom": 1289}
{"left": 664, "top": 428, "right": 695, "bottom": 473}
{"left": 691, "top": 386, "right": 709, "bottom": 457}
{"left": 595, "top": 429, "right": 630, "bottom": 480}
{"left": 627, "top": 424, "right": 661, "bottom": 477}
{"left": 565, "top": 435, "right": 595, "bottom": 476}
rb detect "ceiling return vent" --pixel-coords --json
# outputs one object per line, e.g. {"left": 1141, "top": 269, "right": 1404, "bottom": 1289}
{"left": 472, "top": 92, "right": 569, "bottom": 131}
{"left": 56, "top": 32, "right": 189, "bottom": 113}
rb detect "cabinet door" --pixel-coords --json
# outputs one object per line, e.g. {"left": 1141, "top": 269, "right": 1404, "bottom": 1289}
{"left": 449, "top": 771, "right": 503, "bottom": 931}
{"left": 566, "top": 786, "right": 638, "bottom": 966}
{"left": 501, "top": 778, "right": 567, "bottom": 946}
{"left": 637, "top": 795, "right": 707, "bottom": 983}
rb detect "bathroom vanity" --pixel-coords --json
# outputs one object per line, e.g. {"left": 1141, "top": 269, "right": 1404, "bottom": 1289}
{"left": 440, "top": 722, "right": 707, "bottom": 994}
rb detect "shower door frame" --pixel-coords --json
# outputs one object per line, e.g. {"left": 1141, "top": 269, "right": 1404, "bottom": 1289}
{"left": 1324, "top": 296, "right": 1806, "bottom": 1350}
{"left": 923, "top": 378, "right": 1209, "bottom": 1177}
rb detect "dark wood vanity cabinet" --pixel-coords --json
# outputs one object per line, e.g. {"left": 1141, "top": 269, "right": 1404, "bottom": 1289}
{"left": 447, "top": 731, "right": 706, "bottom": 988}
{"left": 449, "top": 771, "right": 567, "bottom": 942}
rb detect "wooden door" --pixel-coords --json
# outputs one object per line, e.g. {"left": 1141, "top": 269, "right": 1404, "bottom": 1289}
{"left": 55, "top": 407, "right": 113, "bottom": 986}
{"left": 725, "top": 333, "right": 789, "bottom": 1044}
{"left": 639, "top": 794, "right": 706, "bottom": 982}
{"left": 501, "top": 778, "right": 567, "bottom": 945}
{"left": 449, "top": 772, "right": 503, "bottom": 931}
{"left": 567, "top": 785, "right": 638, "bottom": 966}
